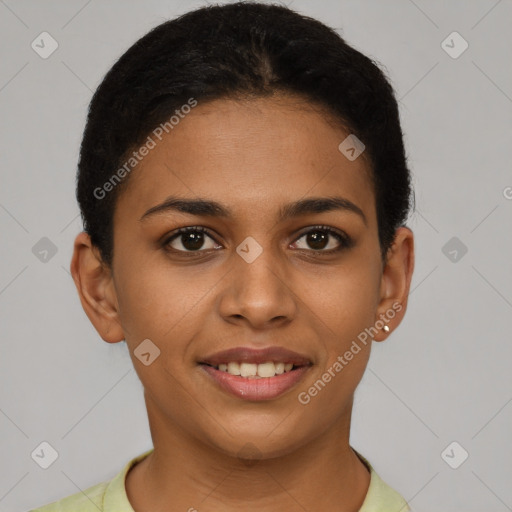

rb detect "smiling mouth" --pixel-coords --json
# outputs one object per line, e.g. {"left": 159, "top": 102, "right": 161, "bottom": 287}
{"left": 199, "top": 361, "right": 312, "bottom": 401}
{"left": 200, "top": 361, "right": 310, "bottom": 378}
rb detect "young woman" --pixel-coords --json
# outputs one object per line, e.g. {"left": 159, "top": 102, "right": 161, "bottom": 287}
{"left": 32, "top": 2, "right": 415, "bottom": 510}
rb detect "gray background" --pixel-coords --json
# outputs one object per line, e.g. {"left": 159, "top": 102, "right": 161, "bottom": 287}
{"left": 1, "top": 1, "right": 511, "bottom": 511}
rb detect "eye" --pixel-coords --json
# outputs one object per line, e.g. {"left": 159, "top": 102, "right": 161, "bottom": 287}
{"left": 162, "top": 225, "right": 353, "bottom": 256}
{"left": 163, "top": 226, "right": 221, "bottom": 253}
{"left": 291, "top": 225, "right": 352, "bottom": 253}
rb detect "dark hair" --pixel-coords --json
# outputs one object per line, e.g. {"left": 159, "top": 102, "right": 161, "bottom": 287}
{"left": 76, "top": 1, "right": 414, "bottom": 268}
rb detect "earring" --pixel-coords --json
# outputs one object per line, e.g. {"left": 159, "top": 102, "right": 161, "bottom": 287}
{"left": 383, "top": 324, "right": 390, "bottom": 333}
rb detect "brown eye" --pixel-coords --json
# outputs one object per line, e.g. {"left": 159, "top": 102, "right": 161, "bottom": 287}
{"left": 293, "top": 226, "right": 351, "bottom": 253}
{"left": 164, "top": 227, "right": 221, "bottom": 253}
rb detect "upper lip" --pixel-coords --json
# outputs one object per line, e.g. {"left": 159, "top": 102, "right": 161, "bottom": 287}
{"left": 199, "top": 346, "right": 313, "bottom": 366}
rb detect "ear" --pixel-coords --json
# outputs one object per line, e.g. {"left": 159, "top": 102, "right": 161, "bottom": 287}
{"left": 373, "top": 226, "right": 415, "bottom": 342}
{"left": 69, "top": 231, "right": 124, "bottom": 343}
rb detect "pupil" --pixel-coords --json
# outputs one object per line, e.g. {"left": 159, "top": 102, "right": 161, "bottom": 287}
{"left": 308, "top": 231, "right": 328, "bottom": 250}
{"left": 183, "top": 232, "right": 204, "bottom": 250}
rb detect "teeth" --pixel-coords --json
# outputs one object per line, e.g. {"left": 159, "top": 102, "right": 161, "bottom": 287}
{"left": 213, "top": 361, "right": 298, "bottom": 378}
{"left": 227, "top": 362, "right": 241, "bottom": 375}
{"left": 257, "top": 362, "right": 276, "bottom": 378}
{"left": 240, "top": 362, "right": 258, "bottom": 377}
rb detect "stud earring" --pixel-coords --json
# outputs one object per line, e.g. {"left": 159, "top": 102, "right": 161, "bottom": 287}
{"left": 383, "top": 324, "right": 390, "bottom": 333}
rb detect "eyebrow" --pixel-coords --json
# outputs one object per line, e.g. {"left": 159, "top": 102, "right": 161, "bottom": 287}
{"left": 139, "top": 195, "right": 367, "bottom": 226}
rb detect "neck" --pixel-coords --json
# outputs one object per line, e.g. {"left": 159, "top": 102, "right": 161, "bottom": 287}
{"left": 126, "top": 395, "right": 371, "bottom": 512}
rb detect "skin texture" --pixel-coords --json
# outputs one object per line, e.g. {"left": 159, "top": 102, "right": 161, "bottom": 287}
{"left": 70, "top": 93, "right": 414, "bottom": 511}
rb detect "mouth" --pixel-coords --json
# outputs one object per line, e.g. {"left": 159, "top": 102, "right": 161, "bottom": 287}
{"left": 198, "top": 346, "right": 313, "bottom": 401}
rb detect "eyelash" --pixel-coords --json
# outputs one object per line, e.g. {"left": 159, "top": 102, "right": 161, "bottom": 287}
{"left": 162, "top": 225, "right": 352, "bottom": 257}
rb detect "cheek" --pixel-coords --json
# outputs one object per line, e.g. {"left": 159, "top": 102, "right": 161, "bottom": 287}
{"left": 113, "top": 224, "right": 184, "bottom": 315}
{"left": 299, "top": 282, "right": 375, "bottom": 415}
{"left": 114, "top": 256, "right": 220, "bottom": 359}
{"left": 113, "top": 260, "right": 178, "bottom": 342}
{"left": 310, "top": 264, "right": 380, "bottom": 334}
{"left": 302, "top": 257, "right": 380, "bottom": 377}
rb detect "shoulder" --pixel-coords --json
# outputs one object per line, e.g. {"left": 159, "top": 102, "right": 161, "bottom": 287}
{"left": 28, "top": 448, "right": 154, "bottom": 512}
{"left": 28, "top": 480, "right": 109, "bottom": 512}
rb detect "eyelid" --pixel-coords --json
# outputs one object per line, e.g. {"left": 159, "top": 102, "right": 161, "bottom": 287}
{"left": 294, "top": 224, "right": 348, "bottom": 241}
{"left": 162, "top": 224, "right": 352, "bottom": 254}
{"left": 163, "top": 226, "right": 221, "bottom": 246}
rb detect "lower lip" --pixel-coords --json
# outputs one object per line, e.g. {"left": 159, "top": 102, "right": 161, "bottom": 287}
{"left": 199, "top": 364, "right": 311, "bottom": 401}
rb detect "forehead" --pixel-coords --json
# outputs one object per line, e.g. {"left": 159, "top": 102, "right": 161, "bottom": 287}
{"left": 114, "top": 95, "right": 376, "bottom": 226}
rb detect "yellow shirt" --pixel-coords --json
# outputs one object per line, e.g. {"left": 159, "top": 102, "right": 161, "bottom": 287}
{"left": 30, "top": 448, "right": 410, "bottom": 511}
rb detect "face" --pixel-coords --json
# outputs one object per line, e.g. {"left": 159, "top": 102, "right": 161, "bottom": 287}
{"left": 72, "top": 94, "right": 414, "bottom": 460}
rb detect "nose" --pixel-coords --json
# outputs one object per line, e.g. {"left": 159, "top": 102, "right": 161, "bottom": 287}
{"left": 217, "top": 246, "right": 297, "bottom": 329}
